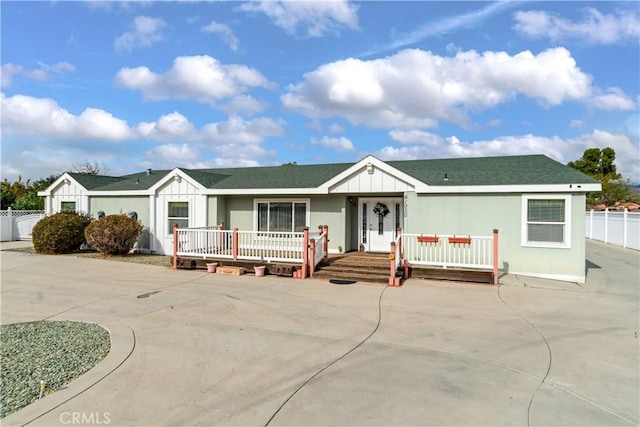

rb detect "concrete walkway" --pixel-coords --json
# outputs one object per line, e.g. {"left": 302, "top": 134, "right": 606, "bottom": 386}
{"left": 1, "top": 240, "right": 638, "bottom": 426}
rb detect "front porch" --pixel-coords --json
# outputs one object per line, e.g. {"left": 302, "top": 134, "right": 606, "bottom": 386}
{"left": 173, "top": 225, "right": 500, "bottom": 285}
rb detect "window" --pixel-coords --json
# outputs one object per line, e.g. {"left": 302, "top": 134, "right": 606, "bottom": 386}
{"left": 60, "top": 201, "right": 76, "bottom": 212}
{"left": 255, "top": 200, "right": 308, "bottom": 232}
{"left": 168, "top": 201, "right": 189, "bottom": 232}
{"left": 522, "top": 195, "right": 571, "bottom": 248}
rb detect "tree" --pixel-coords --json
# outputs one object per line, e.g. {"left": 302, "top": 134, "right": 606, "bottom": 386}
{"left": 72, "top": 161, "right": 109, "bottom": 175}
{"left": 567, "top": 147, "right": 620, "bottom": 181}
{"left": 568, "top": 148, "right": 637, "bottom": 208}
{"left": 1, "top": 174, "right": 59, "bottom": 210}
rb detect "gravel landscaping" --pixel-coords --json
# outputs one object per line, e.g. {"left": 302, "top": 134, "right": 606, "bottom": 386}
{"left": 0, "top": 321, "right": 110, "bottom": 418}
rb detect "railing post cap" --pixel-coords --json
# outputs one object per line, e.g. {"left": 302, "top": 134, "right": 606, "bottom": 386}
{"left": 493, "top": 229, "right": 499, "bottom": 233}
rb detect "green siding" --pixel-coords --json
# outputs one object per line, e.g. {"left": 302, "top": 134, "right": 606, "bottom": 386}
{"left": 207, "top": 196, "right": 228, "bottom": 228}
{"left": 227, "top": 196, "right": 254, "bottom": 230}
{"left": 404, "top": 192, "right": 586, "bottom": 279}
{"left": 310, "top": 195, "right": 347, "bottom": 252}
{"left": 89, "top": 196, "right": 151, "bottom": 249}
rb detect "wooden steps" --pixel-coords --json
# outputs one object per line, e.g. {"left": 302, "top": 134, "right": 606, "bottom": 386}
{"left": 313, "top": 252, "right": 397, "bottom": 285}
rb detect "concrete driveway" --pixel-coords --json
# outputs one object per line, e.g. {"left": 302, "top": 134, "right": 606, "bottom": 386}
{"left": 1, "top": 240, "right": 638, "bottom": 426}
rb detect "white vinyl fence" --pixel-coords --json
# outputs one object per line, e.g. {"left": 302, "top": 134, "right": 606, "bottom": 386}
{"left": 585, "top": 209, "right": 640, "bottom": 250}
{"left": 0, "top": 209, "right": 45, "bottom": 241}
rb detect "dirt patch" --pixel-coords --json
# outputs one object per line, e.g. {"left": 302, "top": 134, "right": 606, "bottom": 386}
{"left": 5, "top": 247, "right": 173, "bottom": 268}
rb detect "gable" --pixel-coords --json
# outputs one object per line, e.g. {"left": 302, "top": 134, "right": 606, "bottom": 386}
{"left": 323, "top": 155, "right": 426, "bottom": 194}
{"left": 328, "top": 162, "right": 416, "bottom": 193}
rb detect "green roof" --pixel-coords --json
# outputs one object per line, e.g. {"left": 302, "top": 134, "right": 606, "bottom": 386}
{"left": 78, "top": 154, "right": 598, "bottom": 192}
{"left": 202, "top": 163, "right": 353, "bottom": 189}
{"left": 67, "top": 173, "right": 125, "bottom": 190}
{"left": 389, "top": 154, "right": 599, "bottom": 186}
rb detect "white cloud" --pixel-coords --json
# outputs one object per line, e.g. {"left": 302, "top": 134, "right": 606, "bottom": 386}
{"left": 569, "top": 119, "right": 584, "bottom": 128}
{"left": 143, "top": 143, "right": 204, "bottom": 167}
{"left": 2, "top": 93, "right": 286, "bottom": 147}
{"left": 201, "top": 115, "right": 287, "bottom": 144}
{"left": 328, "top": 123, "right": 344, "bottom": 133}
{"left": 283, "top": 47, "right": 629, "bottom": 129}
{"left": 238, "top": 0, "right": 359, "bottom": 37}
{"left": 85, "top": 1, "right": 153, "bottom": 12}
{"left": 381, "top": 129, "right": 640, "bottom": 182}
{"left": 311, "top": 136, "right": 355, "bottom": 152}
{"left": 1, "top": 62, "right": 75, "bottom": 88}
{"left": 210, "top": 143, "right": 276, "bottom": 164}
{"left": 513, "top": 8, "right": 640, "bottom": 44}
{"left": 201, "top": 21, "right": 239, "bottom": 51}
{"left": 366, "top": 1, "right": 516, "bottom": 56}
{"left": 1, "top": 93, "right": 135, "bottom": 140}
{"left": 137, "top": 112, "right": 197, "bottom": 141}
{"left": 218, "top": 95, "right": 269, "bottom": 116}
{"left": 114, "top": 16, "right": 167, "bottom": 52}
{"left": 588, "top": 87, "right": 636, "bottom": 111}
{"left": 114, "top": 55, "right": 274, "bottom": 106}
{"left": 1, "top": 64, "right": 23, "bottom": 88}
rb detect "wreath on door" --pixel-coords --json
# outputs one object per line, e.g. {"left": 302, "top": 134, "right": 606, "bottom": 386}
{"left": 373, "top": 202, "right": 389, "bottom": 235}
{"left": 373, "top": 202, "right": 389, "bottom": 218}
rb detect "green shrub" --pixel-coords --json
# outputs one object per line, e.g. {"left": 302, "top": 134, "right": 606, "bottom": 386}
{"left": 84, "top": 214, "right": 143, "bottom": 255}
{"left": 32, "top": 211, "right": 92, "bottom": 254}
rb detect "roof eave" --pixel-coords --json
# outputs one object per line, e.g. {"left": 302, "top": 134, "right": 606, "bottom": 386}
{"left": 417, "top": 183, "right": 602, "bottom": 194}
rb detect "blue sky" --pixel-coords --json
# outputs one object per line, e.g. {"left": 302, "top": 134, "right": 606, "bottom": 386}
{"left": 2, "top": 1, "right": 639, "bottom": 182}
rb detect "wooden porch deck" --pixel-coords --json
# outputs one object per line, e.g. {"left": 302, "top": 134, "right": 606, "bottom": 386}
{"left": 176, "top": 250, "right": 495, "bottom": 284}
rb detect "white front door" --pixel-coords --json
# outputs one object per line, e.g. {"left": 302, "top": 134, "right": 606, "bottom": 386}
{"left": 359, "top": 198, "right": 402, "bottom": 252}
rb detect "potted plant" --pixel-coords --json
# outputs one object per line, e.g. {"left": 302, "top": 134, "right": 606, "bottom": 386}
{"left": 206, "top": 262, "right": 218, "bottom": 273}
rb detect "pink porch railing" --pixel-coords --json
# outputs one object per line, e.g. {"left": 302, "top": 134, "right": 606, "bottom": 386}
{"left": 173, "top": 225, "right": 329, "bottom": 278}
{"left": 397, "top": 229, "right": 499, "bottom": 285}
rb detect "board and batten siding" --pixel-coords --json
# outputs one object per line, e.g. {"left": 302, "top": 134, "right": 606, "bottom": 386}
{"left": 48, "top": 180, "right": 89, "bottom": 214}
{"left": 329, "top": 166, "right": 414, "bottom": 193}
{"left": 404, "top": 192, "right": 587, "bottom": 282}
{"left": 155, "top": 177, "right": 207, "bottom": 255}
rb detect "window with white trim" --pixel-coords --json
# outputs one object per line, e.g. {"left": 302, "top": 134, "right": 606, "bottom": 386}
{"left": 60, "top": 201, "right": 76, "bottom": 212}
{"left": 167, "top": 201, "right": 189, "bottom": 233}
{"left": 522, "top": 195, "right": 571, "bottom": 248}
{"left": 255, "top": 200, "right": 309, "bottom": 232}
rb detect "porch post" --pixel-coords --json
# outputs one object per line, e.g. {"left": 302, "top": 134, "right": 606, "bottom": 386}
{"left": 322, "top": 225, "right": 329, "bottom": 261}
{"left": 302, "top": 227, "right": 309, "bottom": 279}
{"left": 232, "top": 228, "right": 239, "bottom": 261}
{"left": 397, "top": 227, "right": 403, "bottom": 259}
{"left": 492, "top": 229, "right": 499, "bottom": 285}
{"left": 309, "top": 238, "right": 316, "bottom": 278}
{"left": 218, "top": 222, "right": 224, "bottom": 250}
{"left": 389, "top": 241, "right": 399, "bottom": 286}
{"left": 172, "top": 224, "right": 178, "bottom": 269}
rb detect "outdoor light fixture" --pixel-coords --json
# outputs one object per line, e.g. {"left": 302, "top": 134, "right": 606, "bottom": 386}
{"left": 174, "top": 174, "right": 182, "bottom": 183}
{"left": 367, "top": 163, "right": 374, "bottom": 174}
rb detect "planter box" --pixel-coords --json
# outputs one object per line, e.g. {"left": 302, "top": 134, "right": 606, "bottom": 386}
{"left": 448, "top": 236, "right": 472, "bottom": 245}
{"left": 216, "top": 266, "right": 245, "bottom": 276}
{"left": 417, "top": 235, "right": 439, "bottom": 244}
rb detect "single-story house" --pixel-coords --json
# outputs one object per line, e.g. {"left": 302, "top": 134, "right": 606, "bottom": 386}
{"left": 38, "top": 154, "right": 600, "bottom": 283}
